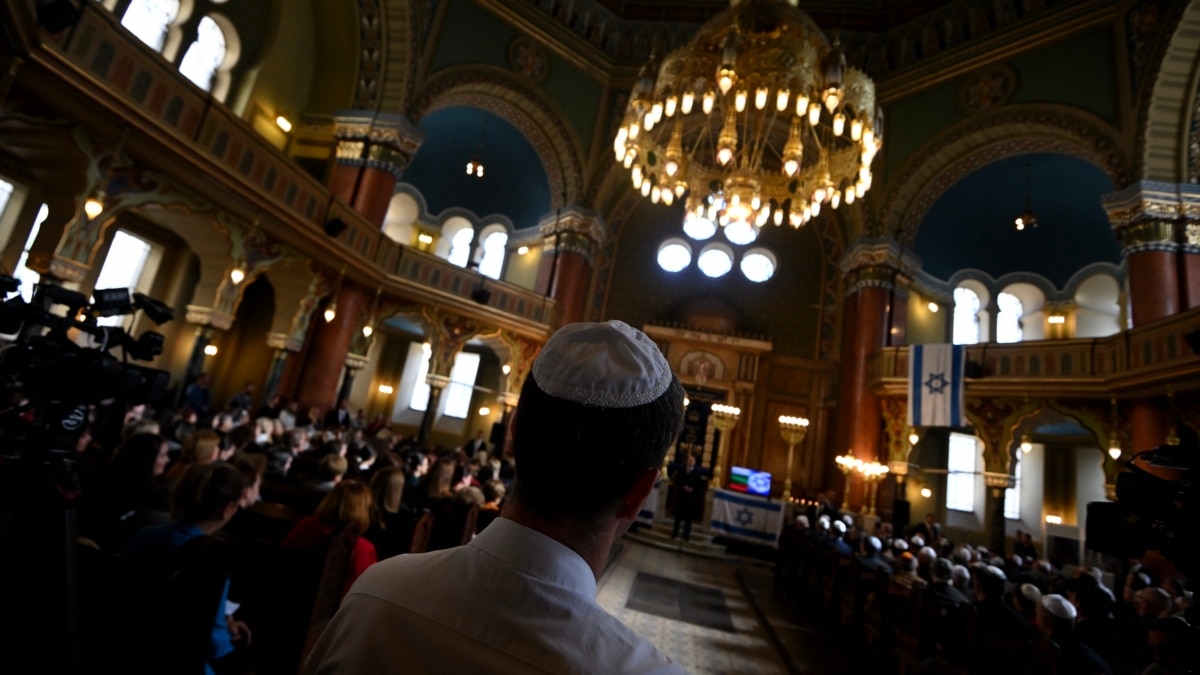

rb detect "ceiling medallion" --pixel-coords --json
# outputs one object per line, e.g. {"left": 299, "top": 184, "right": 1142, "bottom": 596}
{"left": 613, "top": 0, "right": 883, "bottom": 234}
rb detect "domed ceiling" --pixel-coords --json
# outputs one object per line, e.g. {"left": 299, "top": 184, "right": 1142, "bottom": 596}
{"left": 401, "top": 106, "right": 551, "bottom": 229}
{"left": 913, "top": 152, "right": 1120, "bottom": 289}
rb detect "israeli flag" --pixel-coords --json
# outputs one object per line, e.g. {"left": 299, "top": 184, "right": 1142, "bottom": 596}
{"left": 709, "top": 489, "right": 785, "bottom": 548}
{"left": 908, "top": 344, "right": 965, "bottom": 427}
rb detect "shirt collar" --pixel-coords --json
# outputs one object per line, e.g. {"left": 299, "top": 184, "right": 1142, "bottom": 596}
{"left": 469, "top": 518, "right": 597, "bottom": 599}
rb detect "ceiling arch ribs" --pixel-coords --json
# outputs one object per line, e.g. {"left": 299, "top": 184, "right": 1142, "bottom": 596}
{"left": 1138, "top": 0, "right": 1200, "bottom": 183}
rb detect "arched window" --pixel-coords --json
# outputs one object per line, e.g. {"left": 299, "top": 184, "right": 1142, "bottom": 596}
{"left": 1004, "top": 457, "right": 1022, "bottom": 520}
{"left": 13, "top": 204, "right": 49, "bottom": 304}
{"left": 179, "top": 16, "right": 228, "bottom": 92}
{"left": 447, "top": 227, "right": 475, "bottom": 268}
{"left": 121, "top": 0, "right": 180, "bottom": 52}
{"left": 997, "top": 292, "right": 1023, "bottom": 344}
{"left": 953, "top": 287, "right": 981, "bottom": 345}
{"left": 408, "top": 343, "right": 433, "bottom": 412}
{"left": 93, "top": 231, "right": 153, "bottom": 327}
{"left": 477, "top": 230, "right": 508, "bottom": 280}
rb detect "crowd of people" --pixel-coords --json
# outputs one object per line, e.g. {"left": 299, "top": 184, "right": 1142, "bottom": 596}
{"left": 62, "top": 374, "right": 514, "bottom": 674}
{"left": 782, "top": 499, "right": 1197, "bottom": 674}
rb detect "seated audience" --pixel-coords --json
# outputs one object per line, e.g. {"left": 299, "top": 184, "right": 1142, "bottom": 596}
{"left": 365, "top": 467, "right": 417, "bottom": 560}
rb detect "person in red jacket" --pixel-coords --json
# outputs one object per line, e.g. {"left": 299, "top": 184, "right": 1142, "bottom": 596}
{"left": 282, "top": 480, "right": 378, "bottom": 596}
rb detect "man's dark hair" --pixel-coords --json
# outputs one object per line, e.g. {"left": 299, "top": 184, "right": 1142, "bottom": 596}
{"left": 170, "top": 462, "right": 245, "bottom": 524}
{"left": 511, "top": 373, "right": 685, "bottom": 521}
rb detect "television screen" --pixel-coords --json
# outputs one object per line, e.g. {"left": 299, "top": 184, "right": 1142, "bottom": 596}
{"left": 729, "top": 466, "right": 772, "bottom": 496}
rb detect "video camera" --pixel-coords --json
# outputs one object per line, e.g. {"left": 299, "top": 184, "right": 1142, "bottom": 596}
{"left": 1086, "top": 444, "right": 1197, "bottom": 577}
{"left": 0, "top": 275, "right": 173, "bottom": 455}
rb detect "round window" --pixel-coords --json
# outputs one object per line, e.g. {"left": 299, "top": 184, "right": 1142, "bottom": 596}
{"left": 697, "top": 244, "right": 734, "bottom": 278}
{"left": 740, "top": 248, "right": 777, "bottom": 283}
{"left": 723, "top": 219, "right": 758, "bottom": 245}
{"left": 657, "top": 239, "right": 692, "bottom": 273}
{"left": 683, "top": 213, "right": 717, "bottom": 241}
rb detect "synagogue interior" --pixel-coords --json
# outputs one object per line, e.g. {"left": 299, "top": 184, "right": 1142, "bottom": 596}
{"left": 0, "top": 0, "right": 1197, "bottom": 673}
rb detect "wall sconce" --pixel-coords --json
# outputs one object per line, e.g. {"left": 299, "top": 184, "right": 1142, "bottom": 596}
{"left": 378, "top": 384, "right": 394, "bottom": 395}
{"left": 1020, "top": 433, "right": 1033, "bottom": 454}
{"left": 324, "top": 266, "right": 346, "bottom": 323}
{"left": 417, "top": 233, "right": 434, "bottom": 245}
{"left": 920, "top": 487, "right": 932, "bottom": 499}
{"left": 517, "top": 246, "right": 530, "bottom": 255}
{"left": 203, "top": 344, "right": 218, "bottom": 356}
{"left": 478, "top": 406, "right": 491, "bottom": 417}
{"left": 1047, "top": 313, "right": 1065, "bottom": 325}
{"left": 362, "top": 325, "right": 374, "bottom": 338}
{"left": 1107, "top": 436, "right": 1122, "bottom": 461}
{"left": 275, "top": 115, "right": 293, "bottom": 133}
{"left": 908, "top": 429, "right": 919, "bottom": 447}
{"left": 1045, "top": 514, "right": 1063, "bottom": 525}
{"left": 501, "top": 364, "right": 511, "bottom": 375}
{"left": 229, "top": 263, "right": 246, "bottom": 285}
{"left": 927, "top": 302, "right": 939, "bottom": 313}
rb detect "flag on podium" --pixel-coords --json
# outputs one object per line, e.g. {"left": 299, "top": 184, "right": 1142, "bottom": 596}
{"left": 709, "top": 489, "right": 785, "bottom": 547}
{"left": 908, "top": 344, "right": 965, "bottom": 427}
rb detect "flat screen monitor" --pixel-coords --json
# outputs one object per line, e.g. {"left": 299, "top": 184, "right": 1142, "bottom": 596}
{"left": 729, "top": 466, "right": 772, "bottom": 496}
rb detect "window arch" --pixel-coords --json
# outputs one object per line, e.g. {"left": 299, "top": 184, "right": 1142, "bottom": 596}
{"left": 997, "top": 292, "right": 1023, "bottom": 343}
{"left": 953, "top": 287, "right": 981, "bottom": 345}
{"left": 179, "top": 16, "right": 231, "bottom": 94}
{"left": 447, "top": 227, "right": 475, "bottom": 268}
{"left": 120, "top": 0, "right": 180, "bottom": 53}
{"left": 477, "top": 229, "right": 508, "bottom": 280}
{"left": 382, "top": 192, "right": 421, "bottom": 245}
{"left": 1073, "top": 273, "right": 1121, "bottom": 338}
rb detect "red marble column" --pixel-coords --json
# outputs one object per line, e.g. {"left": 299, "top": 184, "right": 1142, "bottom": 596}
{"left": 832, "top": 243, "right": 897, "bottom": 512}
{"left": 1127, "top": 250, "right": 1178, "bottom": 327}
{"left": 1128, "top": 399, "right": 1167, "bottom": 453}
{"left": 294, "top": 283, "right": 370, "bottom": 412}
{"left": 290, "top": 112, "right": 421, "bottom": 413}
{"left": 1178, "top": 251, "right": 1200, "bottom": 310}
{"left": 534, "top": 209, "right": 601, "bottom": 327}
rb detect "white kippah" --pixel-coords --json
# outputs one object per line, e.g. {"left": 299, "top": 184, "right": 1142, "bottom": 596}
{"left": 1041, "top": 594, "right": 1077, "bottom": 620}
{"left": 1020, "top": 583, "right": 1042, "bottom": 603}
{"left": 832, "top": 520, "right": 847, "bottom": 533}
{"left": 983, "top": 564, "right": 1006, "bottom": 580}
{"left": 911, "top": 535, "right": 925, "bottom": 547}
{"left": 531, "top": 320, "right": 672, "bottom": 408}
{"left": 796, "top": 515, "right": 810, "bottom": 527}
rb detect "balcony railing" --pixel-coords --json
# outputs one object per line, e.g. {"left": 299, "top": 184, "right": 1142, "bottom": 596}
{"left": 22, "top": 4, "right": 555, "bottom": 335}
{"left": 869, "top": 307, "right": 1200, "bottom": 397}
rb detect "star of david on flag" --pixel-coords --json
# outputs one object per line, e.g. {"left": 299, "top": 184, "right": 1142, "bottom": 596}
{"left": 908, "top": 344, "right": 965, "bottom": 427}
{"left": 709, "top": 489, "right": 785, "bottom": 548}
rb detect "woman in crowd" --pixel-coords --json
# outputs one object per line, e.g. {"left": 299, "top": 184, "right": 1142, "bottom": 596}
{"left": 281, "top": 480, "right": 377, "bottom": 595}
{"left": 365, "top": 467, "right": 417, "bottom": 559}
{"left": 165, "top": 430, "right": 221, "bottom": 486}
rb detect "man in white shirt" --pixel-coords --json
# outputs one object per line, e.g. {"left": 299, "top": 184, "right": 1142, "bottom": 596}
{"left": 304, "top": 320, "right": 687, "bottom": 674}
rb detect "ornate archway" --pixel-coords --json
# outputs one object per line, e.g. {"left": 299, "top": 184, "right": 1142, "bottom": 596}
{"left": 1138, "top": 0, "right": 1200, "bottom": 182}
{"left": 410, "top": 66, "right": 585, "bottom": 209}
{"left": 878, "top": 106, "right": 1130, "bottom": 246}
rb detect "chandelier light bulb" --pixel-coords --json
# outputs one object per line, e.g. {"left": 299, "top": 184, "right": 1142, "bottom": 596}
{"left": 851, "top": 119, "right": 863, "bottom": 141}
{"left": 813, "top": 186, "right": 827, "bottom": 204}
{"left": 863, "top": 129, "right": 875, "bottom": 147}
{"left": 651, "top": 186, "right": 662, "bottom": 204}
{"left": 674, "top": 183, "right": 686, "bottom": 198}
{"left": 831, "top": 190, "right": 841, "bottom": 209}
{"left": 682, "top": 92, "right": 695, "bottom": 114}
{"left": 362, "top": 325, "right": 374, "bottom": 338}
{"left": 665, "top": 159, "right": 679, "bottom": 177}
{"left": 784, "top": 159, "right": 799, "bottom": 176}
{"left": 1020, "top": 434, "right": 1033, "bottom": 454}
{"left": 324, "top": 304, "right": 337, "bottom": 323}
{"left": 718, "top": 70, "right": 736, "bottom": 95}
{"left": 808, "top": 102, "right": 821, "bottom": 126}
{"left": 735, "top": 90, "right": 748, "bottom": 112}
{"left": 1015, "top": 218, "right": 1026, "bottom": 231}
{"left": 776, "top": 89, "right": 790, "bottom": 111}
{"left": 651, "top": 102, "right": 664, "bottom": 124}
{"left": 641, "top": 181, "right": 652, "bottom": 197}
{"left": 789, "top": 212, "right": 802, "bottom": 228}
{"left": 754, "top": 87, "right": 769, "bottom": 110}
{"left": 632, "top": 173, "right": 643, "bottom": 189}
{"left": 811, "top": 200, "right": 821, "bottom": 217}
{"left": 661, "top": 189, "right": 674, "bottom": 206}
{"left": 665, "top": 96, "right": 677, "bottom": 117}
{"left": 623, "top": 152, "right": 636, "bottom": 169}
{"left": 774, "top": 210, "right": 784, "bottom": 226}
{"left": 84, "top": 194, "right": 105, "bottom": 220}
{"left": 717, "top": 147, "right": 734, "bottom": 165}
{"left": 908, "top": 431, "right": 919, "bottom": 446}
{"left": 833, "top": 113, "right": 846, "bottom": 136}
{"left": 1107, "top": 440, "right": 1121, "bottom": 460}
{"left": 795, "top": 94, "right": 810, "bottom": 117}
{"left": 229, "top": 266, "right": 246, "bottom": 284}
{"left": 824, "top": 91, "right": 840, "bottom": 112}
{"left": 629, "top": 122, "right": 640, "bottom": 139}
{"left": 644, "top": 114, "right": 655, "bottom": 132}
{"left": 756, "top": 209, "right": 770, "bottom": 227}
{"left": 703, "top": 91, "right": 716, "bottom": 115}
{"left": 845, "top": 188, "right": 856, "bottom": 204}
{"left": 855, "top": 181, "right": 865, "bottom": 198}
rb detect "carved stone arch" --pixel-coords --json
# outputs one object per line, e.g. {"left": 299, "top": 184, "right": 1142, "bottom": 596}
{"left": 878, "top": 106, "right": 1131, "bottom": 246}
{"left": 1139, "top": 0, "right": 1200, "bottom": 182}
{"left": 364, "top": 0, "right": 422, "bottom": 112}
{"left": 409, "top": 66, "right": 585, "bottom": 209}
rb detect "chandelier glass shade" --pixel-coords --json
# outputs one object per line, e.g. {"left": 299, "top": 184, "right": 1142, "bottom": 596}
{"left": 613, "top": 0, "right": 883, "bottom": 232}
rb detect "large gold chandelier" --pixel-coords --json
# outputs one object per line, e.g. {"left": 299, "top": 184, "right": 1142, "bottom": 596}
{"left": 613, "top": 0, "right": 882, "bottom": 233}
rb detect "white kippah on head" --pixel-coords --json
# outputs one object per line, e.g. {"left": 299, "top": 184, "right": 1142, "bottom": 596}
{"left": 832, "top": 520, "right": 847, "bottom": 534}
{"left": 983, "top": 564, "right": 1006, "bottom": 581}
{"left": 893, "top": 539, "right": 909, "bottom": 552}
{"left": 910, "top": 535, "right": 925, "bottom": 548}
{"left": 797, "top": 515, "right": 810, "bottom": 528}
{"left": 842, "top": 514, "right": 854, "bottom": 526}
{"left": 1020, "top": 583, "right": 1043, "bottom": 603}
{"left": 1041, "top": 594, "right": 1077, "bottom": 620}
{"left": 531, "top": 320, "right": 672, "bottom": 408}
